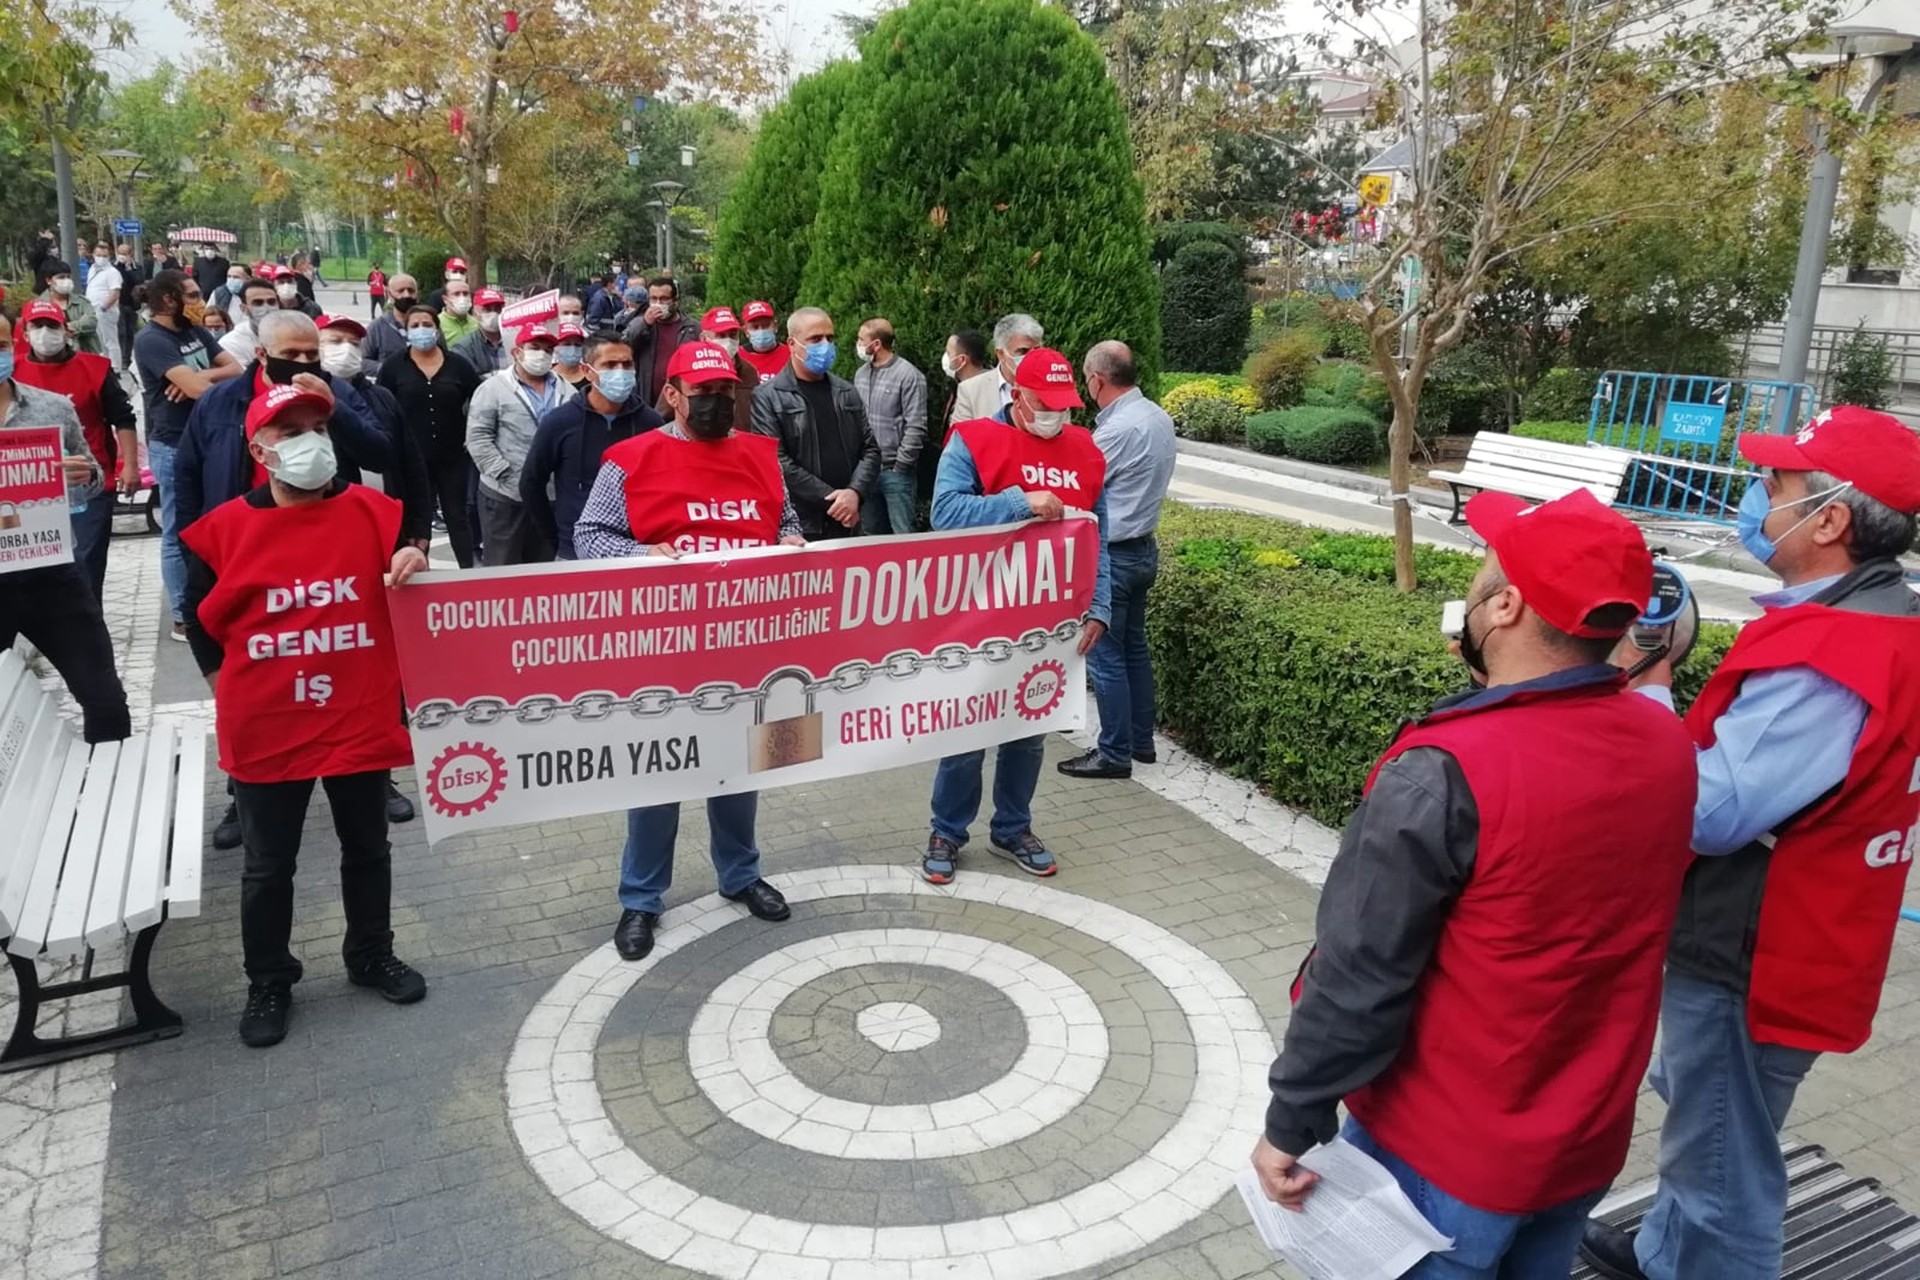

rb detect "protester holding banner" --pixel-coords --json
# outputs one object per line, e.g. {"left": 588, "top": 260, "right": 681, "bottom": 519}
{"left": 574, "top": 340, "right": 804, "bottom": 961}
{"left": 0, "top": 308, "right": 131, "bottom": 743}
{"left": 180, "top": 381, "right": 431, "bottom": 1049}
{"left": 521, "top": 332, "right": 663, "bottom": 560}
{"left": 919, "top": 347, "right": 1111, "bottom": 884}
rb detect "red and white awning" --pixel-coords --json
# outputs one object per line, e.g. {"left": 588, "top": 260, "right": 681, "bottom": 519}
{"left": 170, "top": 226, "right": 238, "bottom": 245}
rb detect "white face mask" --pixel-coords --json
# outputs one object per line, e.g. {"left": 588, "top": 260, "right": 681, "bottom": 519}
{"left": 27, "top": 327, "right": 69, "bottom": 358}
{"left": 260, "top": 430, "right": 338, "bottom": 490}
{"left": 478, "top": 310, "right": 501, "bottom": 333}
{"left": 247, "top": 302, "right": 275, "bottom": 330}
{"left": 518, "top": 349, "right": 554, "bottom": 378}
{"left": 940, "top": 353, "right": 960, "bottom": 378}
{"left": 1025, "top": 408, "right": 1069, "bottom": 439}
{"left": 715, "top": 336, "right": 739, "bottom": 357}
{"left": 227, "top": 275, "right": 246, "bottom": 290}
{"left": 319, "top": 343, "right": 364, "bottom": 380}
{"left": 275, "top": 282, "right": 299, "bottom": 301}
{"left": 448, "top": 295, "right": 473, "bottom": 316}
{"left": 51, "top": 277, "right": 74, "bottom": 297}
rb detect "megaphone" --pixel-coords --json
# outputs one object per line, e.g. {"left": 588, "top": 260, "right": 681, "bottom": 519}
{"left": 1624, "top": 560, "right": 1698, "bottom": 676}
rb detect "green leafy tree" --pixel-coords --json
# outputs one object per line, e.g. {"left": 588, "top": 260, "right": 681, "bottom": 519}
{"left": 707, "top": 61, "right": 862, "bottom": 310}
{"left": 1161, "top": 239, "right": 1250, "bottom": 372}
{"left": 800, "top": 0, "right": 1159, "bottom": 404}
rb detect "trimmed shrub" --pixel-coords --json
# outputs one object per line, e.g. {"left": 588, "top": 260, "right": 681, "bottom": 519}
{"left": 1148, "top": 502, "right": 1739, "bottom": 823}
{"left": 1831, "top": 323, "right": 1894, "bottom": 409}
{"left": 801, "top": 0, "right": 1159, "bottom": 391}
{"left": 1178, "top": 396, "right": 1247, "bottom": 444}
{"left": 1246, "top": 328, "right": 1325, "bottom": 409}
{"left": 1303, "top": 361, "right": 1368, "bottom": 409}
{"left": 1162, "top": 378, "right": 1255, "bottom": 419}
{"left": 1247, "top": 405, "right": 1381, "bottom": 464}
{"left": 1152, "top": 221, "right": 1245, "bottom": 269}
{"left": 1245, "top": 410, "right": 1288, "bottom": 455}
{"left": 1523, "top": 367, "right": 1602, "bottom": 423}
{"left": 708, "top": 60, "right": 863, "bottom": 312}
{"left": 1162, "top": 240, "right": 1252, "bottom": 373}
{"left": 406, "top": 244, "right": 459, "bottom": 295}
{"left": 1318, "top": 298, "right": 1371, "bottom": 360}
{"left": 1162, "top": 371, "right": 1251, "bottom": 399}
{"left": 1512, "top": 419, "right": 1590, "bottom": 446}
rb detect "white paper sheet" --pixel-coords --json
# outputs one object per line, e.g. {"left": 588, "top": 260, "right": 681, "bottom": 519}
{"left": 1235, "top": 1138, "right": 1455, "bottom": 1280}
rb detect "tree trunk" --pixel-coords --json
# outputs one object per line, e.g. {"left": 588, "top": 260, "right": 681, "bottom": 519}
{"left": 51, "top": 134, "right": 77, "bottom": 268}
{"left": 1388, "top": 403, "right": 1417, "bottom": 592}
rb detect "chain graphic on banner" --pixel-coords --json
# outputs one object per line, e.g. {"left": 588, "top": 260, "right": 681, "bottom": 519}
{"left": 407, "top": 621, "right": 1086, "bottom": 731}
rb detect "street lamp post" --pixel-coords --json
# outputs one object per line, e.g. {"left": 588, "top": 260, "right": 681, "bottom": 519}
{"left": 95, "top": 148, "right": 145, "bottom": 259}
{"left": 650, "top": 179, "right": 686, "bottom": 273}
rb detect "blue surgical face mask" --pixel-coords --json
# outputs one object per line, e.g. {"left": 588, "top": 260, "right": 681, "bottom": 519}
{"left": 555, "top": 344, "right": 583, "bottom": 365}
{"left": 596, "top": 368, "right": 637, "bottom": 403}
{"left": 803, "top": 340, "right": 836, "bottom": 374}
{"left": 1735, "top": 476, "right": 1850, "bottom": 566}
{"left": 747, "top": 328, "right": 778, "bottom": 352}
{"left": 0, "top": 349, "right": 13, "bottom": 383}
{"left": 406, "top": 326, "right": 439, "bottom": 351}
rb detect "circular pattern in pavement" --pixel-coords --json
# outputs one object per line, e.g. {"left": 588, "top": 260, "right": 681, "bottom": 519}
{"left": 857, "top": 1000, "right": 940, "bottom": 1052}
{"left": 506, "top": 865, "right": 1274, "bottom": 1280}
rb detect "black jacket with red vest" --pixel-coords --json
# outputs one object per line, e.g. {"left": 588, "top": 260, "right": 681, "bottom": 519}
{"left": 1672, "top": 557, "right": 1920, "bottom": 1052}
{"left": 1267, "top": 664, "right": 1697, "bottom": 1213}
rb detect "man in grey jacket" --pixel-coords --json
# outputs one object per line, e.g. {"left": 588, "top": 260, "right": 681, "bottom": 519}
{"left": 748, "top": 307, "right": 880, "bottom": 540}
{"left": 852, "top": 316, "right": 927, "bottom": 535}
{"left": 466, "top": 325, "right": 570, "bottom": 565}
{"left": 0, "top": 315, "right": 131, "bottom": 743}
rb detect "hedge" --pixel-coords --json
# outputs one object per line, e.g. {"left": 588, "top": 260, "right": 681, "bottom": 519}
{"left": 1513, "top": 420, "right": 1590, "bottom": 446}
{"left": 1148, "top": 503, "right": 1737, "bottom": 824}
{"left": 1244, "top": 405, "right": 1380, "bottom": 463}
{"left": 1523, "top": 368, "right": 1601, "bottom": 423}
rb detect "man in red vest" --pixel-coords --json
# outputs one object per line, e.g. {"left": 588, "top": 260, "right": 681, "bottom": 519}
{"left": 1582, "top": 408, "right": 1920, "bottom": 1280}
{"left": 918, "top": 347, "right": 1111, "bottom": 884}
{"left": 179, "top": 382, "right": 432, "bottom": 1049}
{"left": 738, "top": 301, "right": 790, "bottom": 384}
{"left": 573, "top": 340, "right": 806, "bottom": 962}
{"left": 1253, "top": 488, "right": 1698, "bottom": 1278}
{"left": 13, "top": 299, "right": 137, "bottom": 598}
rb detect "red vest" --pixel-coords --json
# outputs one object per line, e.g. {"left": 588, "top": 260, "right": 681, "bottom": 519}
{"left": 951, "top": 417, "right": 1106, "bottom": 511}
{"left": 739, "top": 344, "right": 790, "bottom": 384}
{"left": 605, "top": 429, "right": 783, "bottom": 552}
{"left": 179, "top": 485, "right": 412, "bottom": 784}
{"left": 1343, "top": 680, "right": 1697, "bottom": 1213}
{"left": 1686, "top": 604, "right": 1920, "bottom": 1052}
{"left": 13, "top": 349, "right": 116, "bottom": 471}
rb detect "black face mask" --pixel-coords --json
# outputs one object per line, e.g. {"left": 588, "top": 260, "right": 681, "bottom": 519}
{"left": 264, "top": 354, "right": 321, "bottom": 385}
{"left": 1457, "top": 593, "right": 1494, "bottom": 682}
{"left": 684, "top": 393, "right": 733, "bottom": 439}
{"left": 392, "top": 294, "right": 417, "bottom": 308}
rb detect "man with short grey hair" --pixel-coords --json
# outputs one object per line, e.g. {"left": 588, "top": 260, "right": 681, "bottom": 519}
{"left": 362, "top": 272, "right": 420, "bottom": 365}
{"left": 990, "top": 313, "right": 1044, "bottom": 409}
{"left": 853, "top": 316, "right": 928, "bottom": 534}
{"left": 1059, "top": 341, "right": 1177, "bottom": 780}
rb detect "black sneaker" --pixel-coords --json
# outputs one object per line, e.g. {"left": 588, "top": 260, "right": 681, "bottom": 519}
{"left": 347, "top": 951, "right": 428, "bottom": 1003}
{"left": 1132, "top": 749, "right": 1157, "bottom": 764}
{"left": 385, "top": 782, "right": 415, "bottom": 823}
{"left": 238, "top": 983, "right": 292, "bottom": 1047}
{"left": 1056, "top": 748, "right": 1131, "bottom": 780}
{"left": 1578, "top": 1221, "right": 1648, "bottom": 1280}
{"left": 212, "top": 801, "right": 242, "bottom": 850}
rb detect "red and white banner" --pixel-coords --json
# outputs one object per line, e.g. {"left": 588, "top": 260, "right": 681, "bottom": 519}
{"left": 387, "top": 518, "right": 1097, "bottom": 843}
{"left": 501, "top": 289, "right": 560, "bottom": 329}
{"left": 0, "top": 427, "right": 74, "bottom": 576}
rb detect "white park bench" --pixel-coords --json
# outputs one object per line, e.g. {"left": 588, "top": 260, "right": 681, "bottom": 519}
{"left": 0, "top": 647, "right": 206, "bottom": 1072}
{"left": 1428, "top": 433, "right": 1634, "bottom": 522}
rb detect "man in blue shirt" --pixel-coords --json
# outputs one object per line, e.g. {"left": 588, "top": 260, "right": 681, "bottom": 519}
{"left": 919, "top": 348, "right": 1112, "bottom": 884}
{"left": 520, "top": 333, "right": 663, "bottom": 558}
{"left": 1058, "top": 341, "right": 1176, "bottom": 780}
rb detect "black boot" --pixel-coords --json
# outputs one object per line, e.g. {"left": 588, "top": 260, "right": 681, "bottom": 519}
{"left": 614, "top": 909, "right": 658, "bottom": 961}
{"left": 385, "top": 782, "right": 415, "bottom": 823}
{"left": 213, "top": 801, "right": 242, "bottom": 850}
{"left": 1578, "top": 1221, "right": 1648, "bottom": 1280}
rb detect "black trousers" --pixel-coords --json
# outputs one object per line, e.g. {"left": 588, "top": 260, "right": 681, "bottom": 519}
{"left": 0, "top": 562, "right": 131, "bottom": 742}
{"left": 478, "top": 488, "right": 554, "bottom": 566}
{"left": 233, "top": 769, "right": 393, "bottom": 987}
{"left": 427, "top": 451, "right": 478, "bottom": 568}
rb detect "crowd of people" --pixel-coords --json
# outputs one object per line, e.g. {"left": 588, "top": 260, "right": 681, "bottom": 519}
{"left": 6, "top": 236, "right": 1920, "bottom": 1280}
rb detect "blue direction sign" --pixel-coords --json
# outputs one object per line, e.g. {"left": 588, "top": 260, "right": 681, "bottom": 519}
{"left": 1659, "top": 400, "right": 1726, "bottom": 446}
{"left": 112, "top": 218, "right": 143, "bottom": 237}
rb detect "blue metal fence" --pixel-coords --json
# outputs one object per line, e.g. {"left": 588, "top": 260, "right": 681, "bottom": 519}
{"left": 1585, "top": 371, "right": 1814, "bottom": 524}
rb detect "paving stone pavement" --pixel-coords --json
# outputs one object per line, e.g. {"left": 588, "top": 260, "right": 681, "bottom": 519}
{"left": 7, "top": 471, "right": 1919, "bottom": 1279}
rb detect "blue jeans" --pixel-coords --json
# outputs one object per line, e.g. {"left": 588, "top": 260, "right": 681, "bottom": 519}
{"left": 1635, "top": 971, "right": 1820, "bottom": 1280}
{"left": 69, "top": 490, "right": 114, "bottom": 601}
{"left": 860, "top": 469, "right": 918, "bottom": 535}
{"left": 930, "top": 735, "right": 1045, "bottom": 846}
{"left": 618, "top": 792, "right": 762, "bottom": 915}
{"left": 146, "top": 438, "right": 187, "bottom": 623}
{"left": 1087, "top": 538, "right": 1158, "bottom": 763}
{"left": 1344, "top": 1120, "right": 1608, "bottom": 1279}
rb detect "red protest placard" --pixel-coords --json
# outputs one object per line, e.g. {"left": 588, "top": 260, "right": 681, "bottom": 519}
{"left": 0, "top": 426, "right": 74, "bottom": 575}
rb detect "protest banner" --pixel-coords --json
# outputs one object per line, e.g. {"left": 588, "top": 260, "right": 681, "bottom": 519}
{"left": 0, "top": 426, "right": 74, "bottom": 575}
{"left": 387, "top": 517, "right": 1097, "bottom": 843}
{"left": 501, "top": 289, "right": 560, "bottom": 329}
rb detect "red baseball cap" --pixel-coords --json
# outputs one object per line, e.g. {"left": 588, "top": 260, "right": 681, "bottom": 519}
{"left": 555, "top": 321, "right": 586, "bottom": 343}
{"left": 666, "top": 341, "right": 741, "bottom": 387}
{"left": 511, "top": 324, "right": 557, "bottom": 349}
{"left": 474, "top": 287, "right": 504, "bottom": 309}
{"left": 1012, "top": 347, "right": 1083, "bottom": 411}
{"left": 1738, "top": 406, "right": 1920, "bottom": 513}
{"left": 1464, "top": 488, "right": 1652, "bottom": 639}
{"left": 446, "top": 257, "right": 468, "bottom": 273}
{"left": 21, "top": 299, "right": 66, "bottom": 326}
{"left": 244, "top": 383, "right": 332, "bottom": 439}
{"left": 742, "top": 301, "right": 775, "bottom": 323}
{"left": 702, "top": 306, "right": 741, "bottom": 334}
{"left": 316, "top": 313, "right": 367, "bottom": 338}
{"left": 258, "top": 263, "right": 282, "bottom": 279}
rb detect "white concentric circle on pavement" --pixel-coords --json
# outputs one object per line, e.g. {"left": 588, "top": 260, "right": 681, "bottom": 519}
{"left": 688, "top": 930, "right": 1108, "bottom": 1160}
{"left": 855, "top": 1000, "right": 941, "bottom": 1053}
{"left": 505, "top": 865, "right": 1275, "bottom": 1280}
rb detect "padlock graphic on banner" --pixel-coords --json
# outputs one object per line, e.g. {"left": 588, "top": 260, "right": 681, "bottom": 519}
{"left": 0, "top": 502, "right": 18, "bottom": 531}
{"left": 749, "top": 667, "right": 824, "bottom": 773}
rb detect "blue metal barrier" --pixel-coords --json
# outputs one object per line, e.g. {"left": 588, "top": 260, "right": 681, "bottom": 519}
{"left": 1585, "top": 372, "right": 1814, "bottom": 524}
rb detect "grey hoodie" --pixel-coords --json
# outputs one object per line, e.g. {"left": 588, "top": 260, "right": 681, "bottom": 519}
{"left": 466, "top": 366, "right": 574, "bottom": 500}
